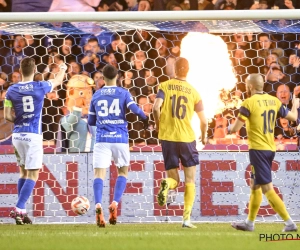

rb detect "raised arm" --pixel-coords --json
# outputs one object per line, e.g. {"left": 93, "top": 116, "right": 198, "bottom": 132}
{"left": 49, "top": 63, "right": 67, "bottom": 89}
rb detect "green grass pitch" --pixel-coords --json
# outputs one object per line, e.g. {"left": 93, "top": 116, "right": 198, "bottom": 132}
{"left": 0, "top": 223, "right": 299, "bottom": 250}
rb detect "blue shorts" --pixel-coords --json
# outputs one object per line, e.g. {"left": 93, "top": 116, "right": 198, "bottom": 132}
{"left": 249, "top": 149, "right": 275, "bottom": 185}
{"left": 161, "top": 140, "right": 199, "bottom": 170}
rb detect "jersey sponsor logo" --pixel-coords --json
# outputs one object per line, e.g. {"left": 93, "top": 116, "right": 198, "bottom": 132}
{"left": 18, "top": 84, "right": 34, "bottom": 92}
{"left": 22, "top": 114, "right": 35, "bottom": 119}
{"left": 110, "top": 131, "right": 117, "bottom": 135}
{"left": 23, "top": 123, "right": 30, "bottom": 126}
{"left": 13, "top": 136, "right": 31, "bottom": 142}
{"left": 100, "top": 88, "right": 116, "bottom": 95}
{"left": 100, "top": 133, "right": 122, "bottom": 138}
{"left": 99, "top": 119, "right": 125, "bottom": 125}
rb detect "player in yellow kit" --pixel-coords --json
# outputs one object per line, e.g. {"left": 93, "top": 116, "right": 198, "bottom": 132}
{"left": 229, "top": 74, "right": 298, "bottom": 232}
{"left": 153, "top": 57, "right": 207, "bottom": 228}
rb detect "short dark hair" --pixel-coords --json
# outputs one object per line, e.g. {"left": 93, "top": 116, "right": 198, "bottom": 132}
{"left": 174, "top": 57, "right": 189, "bottom": 77}
{"left": 20, "top": 57, "right": 35, "bottom": 77}
{"left": 102, "top": 64, "right": 118, "bottom": 80}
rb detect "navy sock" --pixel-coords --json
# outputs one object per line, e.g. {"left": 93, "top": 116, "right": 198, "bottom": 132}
{"left": 17, "top": 178, "right": 26, "bottom": 196}
{"left": 93, "top": 178, "right": 104, "bottom": 205}
{"left": 113, "top": 176, "right": 127, "bottom": 203}
{"left": 16, "top": 179, "right": 36, "bottom": 209}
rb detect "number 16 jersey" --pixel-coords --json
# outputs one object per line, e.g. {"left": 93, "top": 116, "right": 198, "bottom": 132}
{"left": 238, "top": 93, "right": 289, "bottom": 151}
{"left": 5, "top": 81, "right": 53, "bottom": 134}
{"left": 156, "top": 79, "right": 203, "bottom": 143}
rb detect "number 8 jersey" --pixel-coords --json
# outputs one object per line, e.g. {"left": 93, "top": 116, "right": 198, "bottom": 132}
{"left": 156, "top": 78, "right": 203, "bottom": 143}
{"left": 238, "top": 93, "right": 289, "bottom": 151}
{"left": 5, "top": 81, "right": 53, "bottom": 134}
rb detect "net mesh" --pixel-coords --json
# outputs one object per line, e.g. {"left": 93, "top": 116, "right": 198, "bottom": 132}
{"left": 0, "top": 20, "right": 300, "bottom": 223}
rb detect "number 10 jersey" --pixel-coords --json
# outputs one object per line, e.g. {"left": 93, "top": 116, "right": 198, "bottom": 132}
{"left": 5, "top": 80, "right": 53, "bottom": 134}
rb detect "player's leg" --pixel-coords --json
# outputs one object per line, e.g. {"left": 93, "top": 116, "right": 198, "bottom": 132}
{"left": 157, "top": 140, "right": 180, "bottom": 206}
{"left": 261, "top": 183, "right": 297, "bottom": 232}
{"left": 108, "top": 143, "right": 130, "bottom": 225}
{"left": 93, "top": 143, "right": 111, "bottom": 228}
{"left": 15, "top": 147, "right": 27, "bottom": 196}
{"left": 231, "top": 177, "right": 261, "bottom": 231}
{"left": 180, "top": 141, "right": 199, "bottom": 228}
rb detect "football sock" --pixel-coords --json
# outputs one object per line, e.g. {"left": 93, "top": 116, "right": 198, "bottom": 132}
{"left": 166, "top": 178, "right": 178, "bottom": 189}
{"left": 17, "top": 178, "right": 26, "bottom": 196}
{"left": 247, "top": 188, "right": 263, "bottom": 222}
{"left": 284, "top": 218, "right": 294, "bottom": 226}
{"left": 265, "top": 189, "right": 290, "bottom": 221}
{"left": 113, "top": 176, "right": 127, "bottom": 203}
{"left": 93, "top": 178, "right": 104, "bottom": 205}
{"left": 16, "top": 179, "right": 36, "bottom": 209}
{"left": 183, "top": 183, "right": 195, "bottom": 222}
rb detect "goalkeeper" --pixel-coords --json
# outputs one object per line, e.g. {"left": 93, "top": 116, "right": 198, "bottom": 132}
{"left": 153, "top": 57, "right": 207, "bottom": 228}
{"left": 229, "top": 74, "right": 298, "bottom": 232}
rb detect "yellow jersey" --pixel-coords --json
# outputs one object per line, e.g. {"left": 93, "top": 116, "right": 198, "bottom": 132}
{"left": 156, "top": 78, "right": 203, "bottom": 142}
{"left": 238, "top": 93, "right": 289, "bottom": 151}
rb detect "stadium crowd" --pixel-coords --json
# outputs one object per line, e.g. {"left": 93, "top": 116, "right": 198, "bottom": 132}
{"left": 0, "top": 0, "right": 300, "bottom": 12}
{"left": 1, "top": 1, "right": 300, "bottom": 152}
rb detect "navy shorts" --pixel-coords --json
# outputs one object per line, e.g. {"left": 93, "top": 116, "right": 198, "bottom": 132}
{"left": 249, "top": 149, "right": 275, "bottom": 185}
{"left": 161, "top": 140, "right": 199, "bottom": 170}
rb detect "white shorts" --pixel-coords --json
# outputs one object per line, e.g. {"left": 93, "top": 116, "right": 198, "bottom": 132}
{"left": 12, "top": 133, "right": 43, "bottom": 170}
{"left": 93, "top": 143, "right": 130, "bottom": 169}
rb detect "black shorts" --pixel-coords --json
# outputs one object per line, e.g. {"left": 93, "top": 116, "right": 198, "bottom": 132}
{"left": 161, "top": 140, "right": 199, "bottom": 170}
{"left": 249, "top": 149, "right": 275, "bottom": 185}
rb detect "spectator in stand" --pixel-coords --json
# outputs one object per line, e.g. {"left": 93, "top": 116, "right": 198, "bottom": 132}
{"left": 166, "top": 1, "right": 183, "bottom": 10}
{"left": 276, "top": 84, "right": 292, "bottom": 108}
{"left": 80, "top": 37, "right": 105, "bottom": 76}
{"left": 285, "top": 53, "right": 300, "bottom": 84}
{"left": 256, "top": 33, "right": 287, "bottom": 67}
{"left": 126, "top": 0, "right": 139, "bottom": 10}
{"left": 92, "top": 71, "right": 105, "bottom": 91}
{"left": 200, "top": 0, "right": 217, "bottom": 10}
{"left": 269, "top": 0, "right": 300, "bottom": 9}
{"left": 9, "top": 70, "right": 21, "bottom": 85}
{"left": 0, "top": 35, "right": 29, "bottom": 76}
{"left": 96, "top": 0, "right": 112, "bottom": 11}
{"left": 264, "top": 68, "right": 291, "bottom": 96}
{"left": 213, "top": 113, "right": 228, "bottom": 139}
{"left": 48, "top": 0, "right": 101, "bottom": 11}
{"left": 0, "top": 0, "right": 11, "bottom": 12}
{"left": 275, "top": 117, "right": 296, "bottom": 139}
{"left": 249, "top": 0, "right": 269, "bottom": 9}
{"left": 67, "top": 60, "right": 83, "bottom": 80}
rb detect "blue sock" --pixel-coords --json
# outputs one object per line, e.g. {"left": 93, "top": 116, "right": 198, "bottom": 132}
{"left": 16, "top": 179, "right": 36, "bottom": 209}
{"left": 17, "top": 178, "right": 26, "bottom": 196}
{"left": 113, "top": 176, "right": 127, "bottom": 203}
{"left": 93, "top": 178, "right": 103, "bottom": 205}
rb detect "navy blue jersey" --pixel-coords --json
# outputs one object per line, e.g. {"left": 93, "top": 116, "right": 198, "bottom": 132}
{"left": 5, "top": 81, "right": 53, "bottom": 134}
{"left": 88, "top": 86, "right": 147, "bottom": 143}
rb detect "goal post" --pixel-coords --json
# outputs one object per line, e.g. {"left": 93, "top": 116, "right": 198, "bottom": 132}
{"left": 0, "top": 11, "right": 300, "bottom": 224}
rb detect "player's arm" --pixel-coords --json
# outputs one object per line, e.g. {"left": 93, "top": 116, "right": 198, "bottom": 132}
{"left": 88, "top": 99, "right": 96, "bottom": 126}
{"left": 48, "top": 63, "right": 67, "bottom": 90}
{"left": 283, "top": 96, "right": 300, "bottom": 121}
{"left": 3, "top": 99, "right": 15, "bottom": 123}
{"left": 196, "top": 110, "right": 208, "bottom": 145}
{"left": 228, "top": 106, "right": 248, "bottom": 134}
{"left": 153, "top": 89, "right": 164, "bottom": 132}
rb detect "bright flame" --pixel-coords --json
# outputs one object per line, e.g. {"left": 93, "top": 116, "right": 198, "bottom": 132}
{"left": 180, "top": 33, "right": 237, "bottom": 147}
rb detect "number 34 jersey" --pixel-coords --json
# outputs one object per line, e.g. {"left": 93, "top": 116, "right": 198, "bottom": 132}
{"left": 5, "top": 81, "right": 53, "bottom": 134}
{"left": 89, "top": 86, "right": 143, "bottom": 144}
{"left": 238, "top": 93, "right": 289, "bottom": 151}
{"left": 156, "top": 79, "right": 203, "bottom": 143}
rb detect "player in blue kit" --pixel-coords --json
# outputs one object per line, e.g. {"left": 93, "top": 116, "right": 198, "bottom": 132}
{"left": 88, "top": 64, "right": 148, "bottom": 227}
{"left": 4, "top": 57, "right": 67, "bottom": 225}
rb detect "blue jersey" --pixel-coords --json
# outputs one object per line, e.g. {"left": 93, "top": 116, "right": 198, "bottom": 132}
{"left": 5, "top": 80, "right": 53, "bottom": 134}
{"left": 88, "top": 86, "right": 147, "bottom": 143}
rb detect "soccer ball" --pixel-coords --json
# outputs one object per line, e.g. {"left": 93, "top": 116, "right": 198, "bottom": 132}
{"left": 71, "top": 196, "right": 90, "bottom": 215}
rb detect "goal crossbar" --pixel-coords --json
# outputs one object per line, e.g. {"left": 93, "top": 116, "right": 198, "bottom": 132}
{"left": 0, "top": 10, "right": 300, "bottom": 22}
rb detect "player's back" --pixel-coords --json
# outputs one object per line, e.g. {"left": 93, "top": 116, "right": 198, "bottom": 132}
{"left": 91, "top": 86, "right": 132, "bottom": 143}
{"left": 6, "top": 81, "right": 52, "bottom": 134}
{"left": 158, "top": 78, "right": 201, "bottom": 142}
{"left": 240, "top": 93, "right": 283, "bottom": 151}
